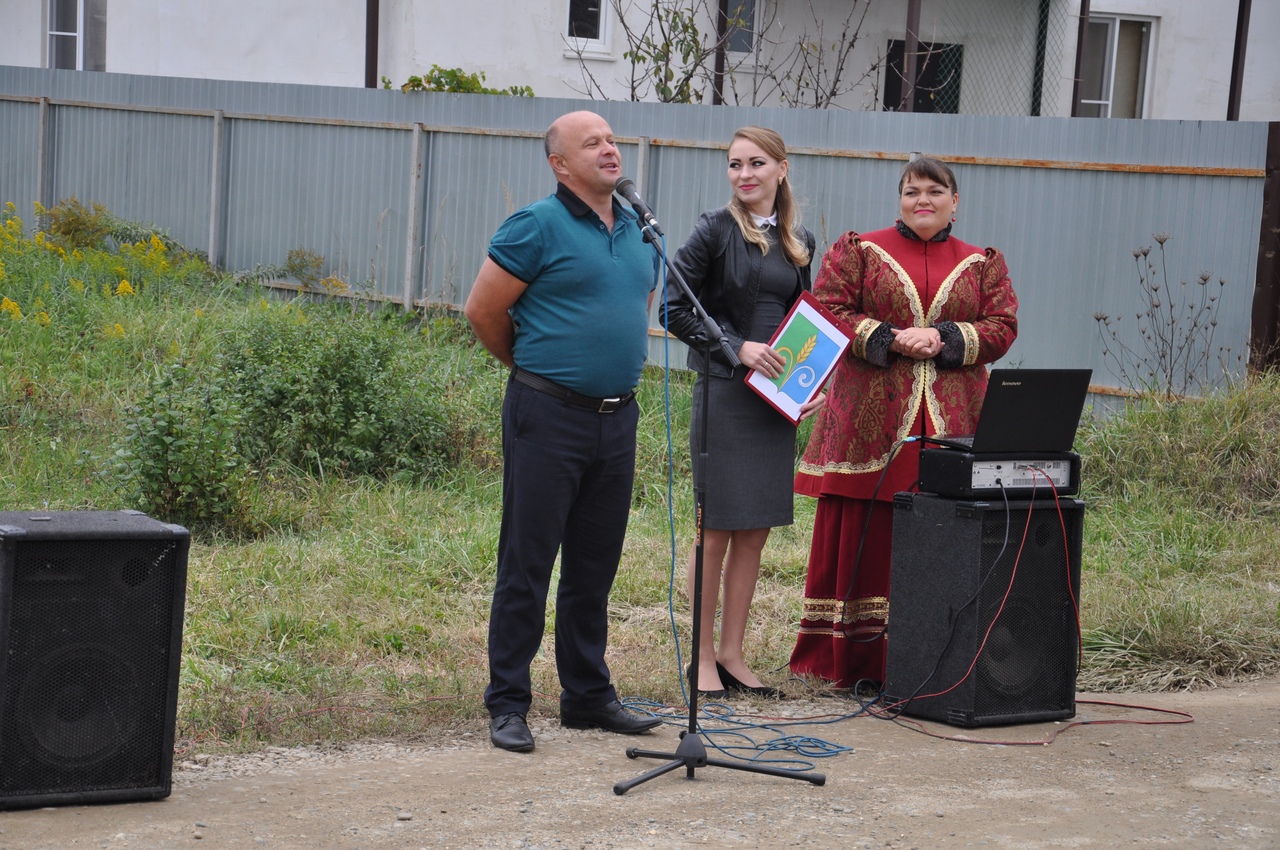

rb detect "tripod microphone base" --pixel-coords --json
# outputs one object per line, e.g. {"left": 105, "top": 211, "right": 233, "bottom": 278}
{"left": 613, "top": 730, "right": 826, "bottom": 795}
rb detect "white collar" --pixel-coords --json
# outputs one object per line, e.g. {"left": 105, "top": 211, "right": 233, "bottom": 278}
{"left": 751, "top": 212, "right": 778, "bottom": 228}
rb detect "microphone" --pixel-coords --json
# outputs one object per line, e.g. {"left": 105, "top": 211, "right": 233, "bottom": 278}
{"left": 614, "top": 177, "right": 664, "bottom": 237}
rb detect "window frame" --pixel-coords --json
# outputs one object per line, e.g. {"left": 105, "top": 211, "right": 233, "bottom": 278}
{"left": 47, "top": 0, "right": 106, "bottom": 72}
{"left": 564, "top": 0, "right": 614, "bottom": 59}
{"left": 1077, "top": 13, "right": 1156, "bottom": 119}
{"left": 882, "top": 39, "right": 965, "bottom": 114}
{"left": 47, "top": 0, "right": 84, "bottom": 71}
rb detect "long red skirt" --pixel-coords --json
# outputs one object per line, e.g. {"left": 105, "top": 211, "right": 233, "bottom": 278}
{"left": 789, "top": 495, "right": 893, "bottom": 689}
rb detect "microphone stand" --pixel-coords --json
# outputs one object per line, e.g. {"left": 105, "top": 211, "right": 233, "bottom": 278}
{"left": 612, "top": 213, "right": 825, "bottom": 795}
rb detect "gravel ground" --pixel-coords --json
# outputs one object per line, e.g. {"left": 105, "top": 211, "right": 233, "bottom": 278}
{"left": 1, "top": 676, "right": 1277, "bottom": 849}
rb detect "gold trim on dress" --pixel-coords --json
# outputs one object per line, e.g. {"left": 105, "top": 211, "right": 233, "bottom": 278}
{"left": 957, "top": 320, "right": 980, "bottom": 365}
{"left": 801, "top": 596, "right": 889, "bottom": 624}
{"left": 867, "top": 244, "right": 926, "bottom": 327}
{"left": 925, "top": 253, "right": 985, "bottom": 325}
{"left": 851, "top": 317, "right": 882, "bottom": 360}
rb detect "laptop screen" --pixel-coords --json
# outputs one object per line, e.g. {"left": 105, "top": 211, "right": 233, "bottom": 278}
{"left": 930, "top": 368, "right": 1092, "bottom": 454}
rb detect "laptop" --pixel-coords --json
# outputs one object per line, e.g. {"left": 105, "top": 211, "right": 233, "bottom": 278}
{"left": 922, "top": 368, "right": 1092, "bottom": 454}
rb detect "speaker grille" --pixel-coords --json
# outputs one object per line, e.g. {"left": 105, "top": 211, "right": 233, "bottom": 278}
{"left": 884, "top": 494, "right": 1082, "bottom": 727}
{"left": 973, "top": 509, "right": 1078, "bottom": 718}
{"left": 1, "top": 537, "right": 181, "bottom": 799}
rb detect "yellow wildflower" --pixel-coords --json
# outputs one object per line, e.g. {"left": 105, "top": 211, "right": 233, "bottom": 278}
{"left": 71, "top": 249, "right": 83, "bottom": 261}
{"left": 102, "top": 323, "right": 126, "bottom": 339}
{"left": 1, "top": 297, "right": 22, "bottom": 320}
{"left": 116, "top": 280, "right": 135, "bottom": 296}
{"left": 69, "top": 278, "right": 85, "bottom": 293}
{"left": 35, "top": 311, "right": 50, "bottom": 326}
{"left": 318, "top": 275, "right": 350, "bottom": 296}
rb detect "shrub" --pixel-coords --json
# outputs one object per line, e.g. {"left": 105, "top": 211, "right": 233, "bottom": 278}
{"left": 38, "top": 196, "right": 114, "bottom": 250}
{"left": 384, "top": 66, "right": 534, "bottom": 97}
{"left": 284, "top": 247, "right": 326, "bottom": 289}
{"left": 112, "top": 362, "right": 253, "bottom": 533}
{"left": 221, "top": 302, "right": 462, "bottom": 480}
{"left": 37, "top": 196, "right": 199, "bottom": 260}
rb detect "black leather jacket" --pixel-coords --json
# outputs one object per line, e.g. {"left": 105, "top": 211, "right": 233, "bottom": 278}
{"left": 661, "top": 207, "right": 816, "bottom": 377}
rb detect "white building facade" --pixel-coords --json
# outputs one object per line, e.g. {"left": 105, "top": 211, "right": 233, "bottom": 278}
{"left": 1, "top": 0, "right": 1275, "bottom": 121}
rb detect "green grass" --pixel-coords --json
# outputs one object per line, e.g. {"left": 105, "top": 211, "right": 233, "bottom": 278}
{"left": 1075, "top": 383, "right": 1280, "bottom": 691}
{"left": 3, "top": 201, "right": 1279, "bottom": 753}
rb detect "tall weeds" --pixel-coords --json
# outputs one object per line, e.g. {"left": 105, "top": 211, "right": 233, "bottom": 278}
{"left": 1077, "top": 373, "right": 1280, "bottom": 690}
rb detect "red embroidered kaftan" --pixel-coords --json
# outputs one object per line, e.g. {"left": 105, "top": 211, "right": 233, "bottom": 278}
{"left": 790, "top": 225, "right": 1019, "bottom": 687}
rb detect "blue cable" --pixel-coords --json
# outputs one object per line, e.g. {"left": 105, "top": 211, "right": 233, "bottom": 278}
{"left": 626, "top": 232, "right": 862, "bottom": 774}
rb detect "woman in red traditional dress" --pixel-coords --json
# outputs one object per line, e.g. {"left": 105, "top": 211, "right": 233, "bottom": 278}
{"left": 790, "top": 156, "right": 1019, "bottom": 690}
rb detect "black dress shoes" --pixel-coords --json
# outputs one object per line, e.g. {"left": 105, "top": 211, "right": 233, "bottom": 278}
{"left": 560, "top": 699, "right": 661, "bottom": 734}
{"left": 490, "top": 712, "right": 535, "bottom": 752}
{"left": 716, "top": 662, "right": 784, "bottom": 699}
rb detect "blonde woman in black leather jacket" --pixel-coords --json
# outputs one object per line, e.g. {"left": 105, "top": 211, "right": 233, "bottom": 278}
{"left": 662, "top": 126, "right": 822, "bottom": 698}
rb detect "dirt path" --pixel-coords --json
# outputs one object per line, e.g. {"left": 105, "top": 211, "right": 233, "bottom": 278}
{"left": 2, "top": 677, "right": 1277, "bottom": 849}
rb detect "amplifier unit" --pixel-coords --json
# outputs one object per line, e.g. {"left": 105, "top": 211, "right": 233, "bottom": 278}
{"left": 918, "top": 449, "right": 1080, "bottom": 499}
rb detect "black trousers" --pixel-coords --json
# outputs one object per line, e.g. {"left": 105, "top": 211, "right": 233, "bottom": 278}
{"left": 484, "top": 375, "right": 639, "bottom": 717}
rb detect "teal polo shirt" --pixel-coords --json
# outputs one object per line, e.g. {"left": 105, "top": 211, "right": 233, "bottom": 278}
{"left": 487, "top": 183, "right": 658, "bottom": 398}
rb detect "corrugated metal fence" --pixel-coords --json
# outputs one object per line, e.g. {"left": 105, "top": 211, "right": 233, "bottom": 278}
{"left": 0, "top": 66, "right": 1271, "bottom": 392}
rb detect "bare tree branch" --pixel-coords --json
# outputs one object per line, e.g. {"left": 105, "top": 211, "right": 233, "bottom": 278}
{"left": 564, "top": 0, "right": 889, "bottom": 109}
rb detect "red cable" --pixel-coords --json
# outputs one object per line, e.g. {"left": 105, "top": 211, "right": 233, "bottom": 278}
{"left": 885, "top": 698, "right": 1193, "bottom": 746}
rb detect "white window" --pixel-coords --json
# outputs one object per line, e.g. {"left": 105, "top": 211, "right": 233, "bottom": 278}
{"left": 48, "top": 0, "right": 107, "bottom": 72}
{"left": 566, "top": 0, "right": 612, "bottom": 55}
{"left": 1077, "top": 14, "right": 1153, "bottom": 118}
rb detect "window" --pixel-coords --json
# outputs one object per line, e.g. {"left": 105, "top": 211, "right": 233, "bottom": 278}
{"left": 1077, "top": 15, "right": 1152, "bottom": 118}
{"left": 883, "top": 40, "right": 964, "bottom": 114}
{"left": 566, "top": 0, "right": 610, "bottom": 53}
{"left": 48, "top": 0, "right": 107, "bottom": 72}
{"left": 725, "top": 0, "right": 757, "bottom": 54}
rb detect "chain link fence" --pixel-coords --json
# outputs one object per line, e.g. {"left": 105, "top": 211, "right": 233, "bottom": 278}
{"left": 887, "top": 0, "right": 1075, "bottom": 116}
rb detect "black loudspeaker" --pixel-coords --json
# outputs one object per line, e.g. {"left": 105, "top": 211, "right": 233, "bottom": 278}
{"left": 0, "top": 510, "right": 189, "bottom": 809}
{"left": 883, "top": 493, "right": 1083, "bottom": 727}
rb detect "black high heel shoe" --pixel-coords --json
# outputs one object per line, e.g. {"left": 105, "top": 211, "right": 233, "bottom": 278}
{"left": 716, "top": 662, "right": 783, "bottom": 699}
{"left": 686, "top": 664, "right": 728, "bottom": 699}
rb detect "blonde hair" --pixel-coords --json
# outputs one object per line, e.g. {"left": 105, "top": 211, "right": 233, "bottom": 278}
{"left": 725, "top": 127, "right": 810, "bottom": 267}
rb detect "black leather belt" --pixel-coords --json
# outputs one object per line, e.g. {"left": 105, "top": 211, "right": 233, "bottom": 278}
{"left": 512, "top": 367, "right": 635, "bottom": 413}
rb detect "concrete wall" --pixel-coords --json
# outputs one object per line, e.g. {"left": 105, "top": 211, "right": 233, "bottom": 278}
{"left": 0, "top": 2, "right": 45, "bottom": 67}
{"left": 107, "top": 0, "right": 365, "bottom": 87}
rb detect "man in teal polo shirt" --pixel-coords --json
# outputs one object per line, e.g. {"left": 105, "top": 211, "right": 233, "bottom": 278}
{"left": 465, "top": 111, "right": 661, "bottom": 753}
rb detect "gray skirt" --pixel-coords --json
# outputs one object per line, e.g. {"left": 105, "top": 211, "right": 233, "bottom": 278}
{"left": 690, "top": 369, "right": 798, "bottom": 530}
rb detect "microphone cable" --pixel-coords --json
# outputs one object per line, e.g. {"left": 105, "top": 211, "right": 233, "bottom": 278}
{"left": 638, "top": 225, "right": 860, "bottom": 774}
